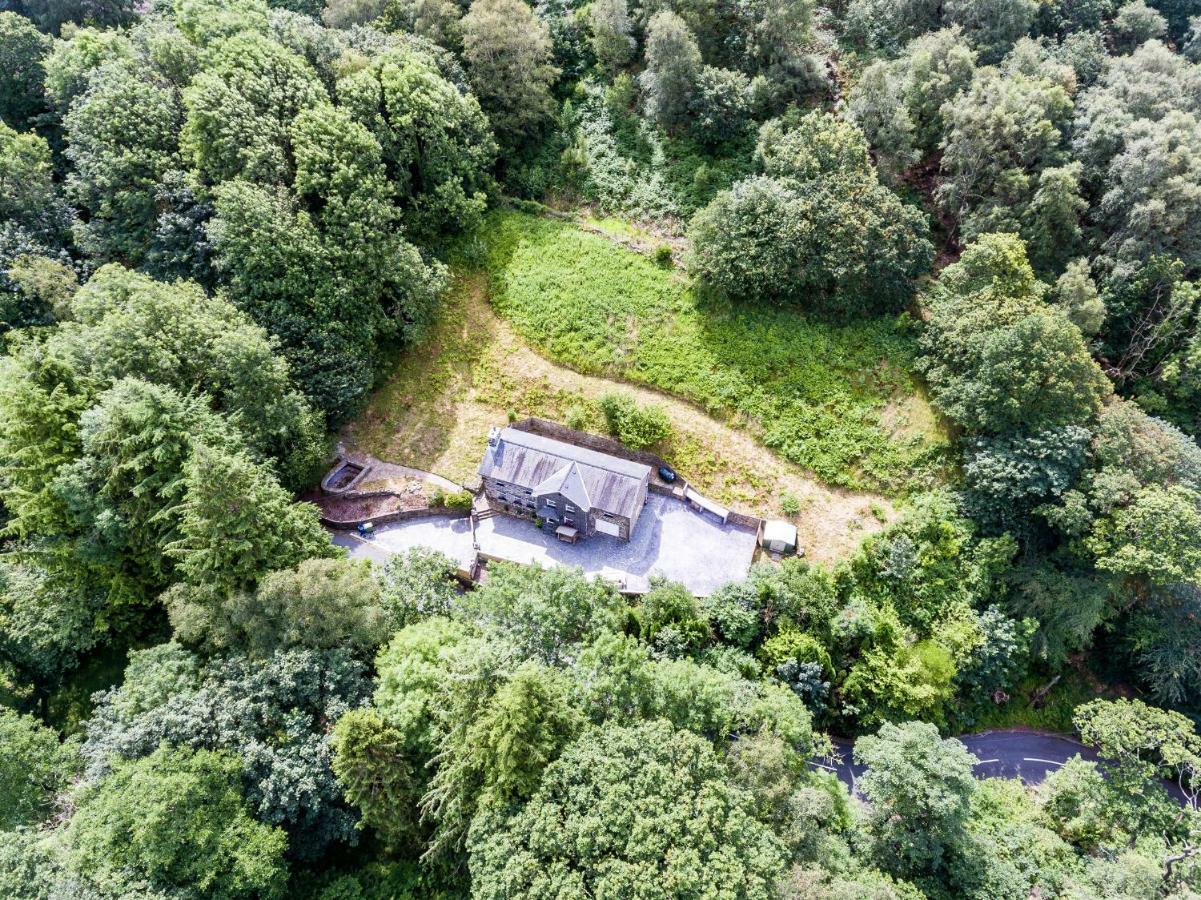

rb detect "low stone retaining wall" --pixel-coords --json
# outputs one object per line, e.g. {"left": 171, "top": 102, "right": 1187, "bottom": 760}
{"left": 321, "top": 506, "right": 471, "bottom": 530}
{"left": 728, "top": 510, "right": 763, "bottom": 531}
{"left": 510, "top": 417, "right": 671, "bottom": 472}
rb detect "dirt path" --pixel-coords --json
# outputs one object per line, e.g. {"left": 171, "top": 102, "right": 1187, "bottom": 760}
{"left": 343, "top": 273, "right": 896, "bottom": 563}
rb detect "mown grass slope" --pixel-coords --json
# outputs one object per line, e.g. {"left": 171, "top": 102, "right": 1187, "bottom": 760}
{"left": 463, "top": 210, "right": 944, "bottom": 491}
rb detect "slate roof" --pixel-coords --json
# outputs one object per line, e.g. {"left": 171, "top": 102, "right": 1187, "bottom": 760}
{"left": 533, "top": 462, "right": 592, "bottom": 511}
{"left": 479, "top": 428, "right": 650, "bottom": 520}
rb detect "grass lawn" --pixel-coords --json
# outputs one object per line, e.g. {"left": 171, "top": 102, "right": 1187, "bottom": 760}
{"left": 464, "top": 210, "right": 946, "bottom": 492}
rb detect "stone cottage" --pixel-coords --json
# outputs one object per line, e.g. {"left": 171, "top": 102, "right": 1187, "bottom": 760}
{"left": 477, "top": 426, "right": 651, "bottom": 541}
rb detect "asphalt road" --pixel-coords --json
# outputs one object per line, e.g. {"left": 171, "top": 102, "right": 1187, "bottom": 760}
{"left": 815, "top": 729, "right": 1102, "bottom": 795}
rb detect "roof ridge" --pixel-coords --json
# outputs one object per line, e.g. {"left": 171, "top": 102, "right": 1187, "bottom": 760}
{"left": 497, "top": 427, "right": 651, "bottom": 479}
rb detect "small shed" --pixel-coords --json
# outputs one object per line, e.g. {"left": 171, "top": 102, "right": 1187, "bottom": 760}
{"left": 761, "top": 520, "right": 797, "bottom": 555}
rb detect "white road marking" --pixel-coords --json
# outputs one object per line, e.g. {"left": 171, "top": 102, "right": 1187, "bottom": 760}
{"left": 973, "top": 758, "right": 1000, "bottom": 765}
{"left": 1023, "top": 757, "right": 1064, "bottom": 766}
{"left": 811, "top": 763, "right": 839, "bottom": 772}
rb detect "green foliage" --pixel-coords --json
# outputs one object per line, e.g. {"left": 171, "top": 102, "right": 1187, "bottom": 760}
{"left": 467, "top": 719, "right": 788, "bottom": 899}
{"left": 330, "top": 708, "right": 420, "bottom": 847}
{"left": 443, "top": 489, "right": 473, "bottom": 510}
{"left": 461, "top": 0, "right": 558, "bottom": 150}
{"left": 0, "top": 708, "right": 79, "bottom": 829}
{"left": 0, "top": 124, "right": 72, "bottom": 247}
{"left": 63, "top": 58, "right": 183, "bottom": 266}
{"left": 689, "top": 113, "right": 933, "bottom": 318}
{"left": 457, "top": 561, "right": 625, "bottom": 664}
{"left": 83, "top": 642, "right": 370, "bottom": 861}
{"left": 843, "top": 0, "right": 941, "bottom": 53}
{"left": 1005, "top": 564, "right": 1119, "bottom": 668}
{"left": 55, "top": 378, "right": 236, "bottom": 592}
{"left": 167, "top": 443, "right": 336, "bottom": 592}
{"left": 1113, "top": 0, "right": 1169, "bottom": 50}
{"left": 209, "top": 144, "right": 447, "bottom": 420}
{"left": 424, "top": 660, "right": 583, "bottom": 839}
{"left": 1072, "top": 698, "right": 1201, "bottom": 839}
{"left": 702, "top": 578, "right": 766, "bottom": 648}
{"left": 635, "top": 579, "right": 710, "bottom": 657}
{"left": 962, "top": 426, "right": 1092, "bottom": 530}
{"left": 589, "top": 0, "right": 634, "bottom": 75}
{"left": 1126, "top": 583, "right": 1201, "bottom": 705}
{"left": 639, "top": 10, "right": 702, "bottom": 129}
{"left": 166, "top": 557, "right": 392, "bottom": 657}
{"left": 472, "top": 209, "right": 936, "bottom": 490}
{"left": 0, "top": 13, "right": 50, "bottom": 129}
{"left": 855, "top": 721, "right": 978, "bottom": 881}
{"left": 843, "top": 636, "right": 959, "bottom": 729}
{"left": 1088, "top": 484, "right": 1201, "bottom": 584}
{"left": 920, "top": 233, "right": 1111, "bottom": 435}
{"left": 0, "top": 264, "right": 324, "bottom": 501}
{"left": 938, "top": 67, "right": 1079, "bottom": 273}
{"left": 182, "top": 32, "right": 325, "bottom": 185}
{"left": 848, "top": 26, "right": 978, "bottom": 166}
{"left": 953, "top": 606, "right": 1036, "bottom": 706}
{"left": 596, "top": 391, "right": 673, "bottom": 448}
{"left": 944, "top": 0, "right": 1039, "bottom": 63}
{"left": 378, "top": 547, "right": 461, "bottom": 627}
{"left": 66, "top": 746, "right": 289, "bottom": 898}
{"left": 780, "top": 491, "right": 802, "bottom": 516}
{"left": 948, "top": 777, "right": 1077, "bottom": 899}
{"left": 0, "top": 558, "right": 109, "bottom": 694}
{"left": 336, "top": 44, "right": 496, "bottom": 239}
{"left": 1055, "top": 258, "right": 1106, "bottom": 337}
{"left": 688, "top": 66, "right": 751, "bottom": 147}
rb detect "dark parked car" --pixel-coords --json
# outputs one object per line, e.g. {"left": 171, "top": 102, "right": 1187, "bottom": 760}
{"left": 658, "top": 465, "right": 677, "bottom": 484}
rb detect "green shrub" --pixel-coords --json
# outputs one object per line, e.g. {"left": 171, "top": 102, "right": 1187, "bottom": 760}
{"left": 780, "top": 492, "right": 801, "bottom": 517}
{"left": 597, "top": 392, "right": 673, "bottom": 449}
{"left": 429, "top": 488, "right": 446, "bottom": 508}
{"left": 654, "top": 244, "right": 673, "bottom": 267}
{"left": 445, "top": 490, "right": 473, "bottom": 511}
{"left": 564, "top": 403, "right": 589, "bottom": 430}
{"left": 758, "top": 623, "right": 833, "bottom": 675}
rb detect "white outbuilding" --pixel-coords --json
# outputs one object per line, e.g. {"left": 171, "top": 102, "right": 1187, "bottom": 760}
{"left": 761, "top": 519, "right": 798, "bottom": 555}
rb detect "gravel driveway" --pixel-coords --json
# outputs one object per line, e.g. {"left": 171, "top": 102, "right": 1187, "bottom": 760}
{"left": 475, "top": 493, "right": 756, "bottom": 595}
{"left": 336, "top": 515, "right": 476, "bottom": 570}
{"left": 334, "top": 493, "right": 757, "bottom": 595}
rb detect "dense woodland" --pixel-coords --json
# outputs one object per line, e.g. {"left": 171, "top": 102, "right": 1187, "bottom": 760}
{"left": 4, "top": 0, "right": 1201, "bottom": 896}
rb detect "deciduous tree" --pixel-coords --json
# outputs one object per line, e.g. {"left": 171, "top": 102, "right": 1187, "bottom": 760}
{"left": 460, "top": 0, "right": 558, "bottom": 149}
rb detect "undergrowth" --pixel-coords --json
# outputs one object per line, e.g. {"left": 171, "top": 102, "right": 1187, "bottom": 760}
{"left": 457, "top": 210, "right": 946, "bottom": 492}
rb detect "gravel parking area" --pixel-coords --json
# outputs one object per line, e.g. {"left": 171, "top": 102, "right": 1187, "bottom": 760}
{"left": 476, "top": 493, "right": 755, "bottom": 595}
{"left": 333, "top": 494, "right": 757, "bottom": 595}
{"left": 335, "top": 515, "right": 476, "bottom": 570}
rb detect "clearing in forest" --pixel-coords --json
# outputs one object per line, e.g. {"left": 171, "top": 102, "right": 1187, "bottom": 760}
{"left": 344, "top": 210, "right": 947, "bottom": 562}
